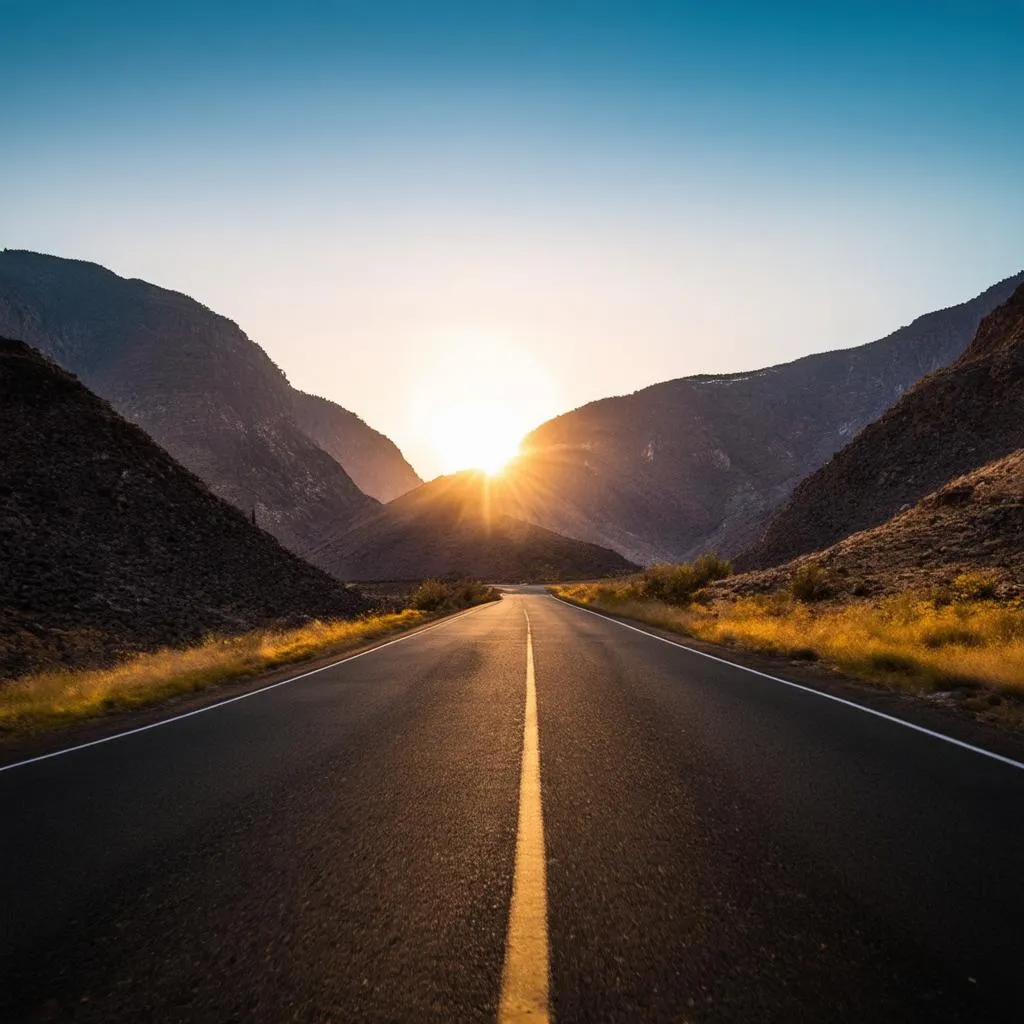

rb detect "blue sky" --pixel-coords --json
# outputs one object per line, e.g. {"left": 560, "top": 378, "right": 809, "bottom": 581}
{"left": 3, "top": 1, "right": 1023, "bottom": 476}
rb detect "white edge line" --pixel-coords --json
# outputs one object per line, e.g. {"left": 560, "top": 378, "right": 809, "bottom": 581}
{"left": 0, "top": 605, "right": 486, "bottom": 775}
{"left": 552, "top": 595, "right": 1024, "bottom": 774}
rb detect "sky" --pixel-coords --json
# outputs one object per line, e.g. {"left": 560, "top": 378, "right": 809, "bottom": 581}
{"left": 2, "top": 1, "right": 1023, "bottom": 478}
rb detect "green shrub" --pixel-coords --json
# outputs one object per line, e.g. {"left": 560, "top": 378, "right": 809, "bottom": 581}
{"left": 640, "top": 554, "right": 731, "bottom": 606}
{"left": 409, "top": 578, "right": 450, "bottom": 611}
{"left": 409, "top": 578, "right": 500, "bottom": 612}
{"left": 791, "top": 563, "right": 833, "bottom": 602}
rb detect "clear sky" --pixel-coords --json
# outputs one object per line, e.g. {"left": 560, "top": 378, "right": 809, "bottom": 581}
{"left": 3, "top": 1, "right": 1023, "bottom": 478}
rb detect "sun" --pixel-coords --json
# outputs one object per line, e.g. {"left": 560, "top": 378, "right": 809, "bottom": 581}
{"left": 407, "top": 333, "right": 563, "bottom": 478}
{"left": 431, "top": 404, "right": 523, "bottom": 476}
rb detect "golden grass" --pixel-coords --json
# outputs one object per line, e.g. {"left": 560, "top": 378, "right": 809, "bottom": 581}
{"left": 0, "top": 610, "right": 428, "bottom": 737}
{"left": 554, "top": 584, "right": 1024, "bottom": 696}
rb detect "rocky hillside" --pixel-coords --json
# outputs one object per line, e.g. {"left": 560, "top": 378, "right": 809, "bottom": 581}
{"left": 739, "top": 281, "right": 1024, "bottom": 571}
{"left": 502, "top": 272, "right": 1024, "bottom": 564}
{"left": 720, "top": 450, "right": 1024, "bottom": 599}
{"left": 0, "top": 339, "right": 366, "bottom": 680}
{"left": 311, "top": 471, "right": 637, "bottom": 582}
{"left": 290, "top": 389, "right": 421, "bottom": 502}
{"left": 0, "top": 250, "right": 417, "bottom": 558}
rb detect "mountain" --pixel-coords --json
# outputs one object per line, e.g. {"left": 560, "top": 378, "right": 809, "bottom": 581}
{"left": 289, "top": 389, "right": 421, "bottom": 502}
{"left": 0, "top": 250, "right": 416, "bottom": 558}
{"left": 739, "top": 281, "right": 1024, "bottom": 571}
{"left": 0, "top": 339, "right": 366, "bottom": 680}
{"left": 499, "top": 272, "right": 1024, "bottom": 565}
{"left": 721, "top": 450, "right": 1024, "bottom": 599}
{"left": 309, "top": 471, "right": 637, "bottom": 582}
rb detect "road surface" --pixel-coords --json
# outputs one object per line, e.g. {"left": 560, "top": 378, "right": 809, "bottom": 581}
{"left": 3, "top": 592, "right": 1023, "bottom": 1022}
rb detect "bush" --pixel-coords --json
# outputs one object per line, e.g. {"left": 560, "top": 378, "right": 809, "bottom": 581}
{"left": 791, "top": 563, "right": 833, "bottom": 602}
{"left": 640, "top": 554, "right": 731, "bottom": 606}
{"left": 866, "top": 651, "right": 918, "bottom": 675}
{"left": 921, "top": 624, "right": 981, "bottom": 649}
{"left": 952, "top": 572, "right": 998, "bottom": 601}
{"left": 409, "top": 578, "right": 500, "bottom": 612}
{"left": 409, "top": 579, "right": 450, "bottom": 611}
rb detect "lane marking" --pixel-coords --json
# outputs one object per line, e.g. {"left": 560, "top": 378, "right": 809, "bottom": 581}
{"left": 499, "top": 609, "right": 551, "bottom": 1023}
{"left": 554, "top": 596, "right": 1024, "bottom": 774}
{"left": 0, "top": 604, "right": 489, "bottom": 776}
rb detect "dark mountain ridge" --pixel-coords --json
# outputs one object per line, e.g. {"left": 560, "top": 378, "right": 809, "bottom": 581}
{"left": 502, "top": 272, "right": 1024, "bottom": 564}
{"left": 0, "top": 338, "right": 365, "bottom": 680}
{"left": 310, "top": 470, "right": 637, "bottom": 582}
{"left": 739, "top": 281, "right": 1024, "bottom": 571}
{"left": 0, "top": 250, "right": 419, "bottom": 560}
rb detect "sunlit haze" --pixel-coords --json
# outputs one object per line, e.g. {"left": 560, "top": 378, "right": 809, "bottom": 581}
{"left": 3, "top": 1, "right": 1022, "bottom": 479}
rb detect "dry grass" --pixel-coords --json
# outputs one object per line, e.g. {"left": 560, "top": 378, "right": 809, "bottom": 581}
{"left": 0, "top": 610, "right": 429, "bottom": 737}
{"left": 554, "top": 584, "right": 1024, "bottom": 696}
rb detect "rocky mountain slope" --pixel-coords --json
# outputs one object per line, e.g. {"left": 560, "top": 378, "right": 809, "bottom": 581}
{"left": 502, "top": 272, "right": 1024, "bottom": 564}
{"left": 739, "top": 281, "right": 1024, "bottom": 571}
{"left": 0, "top": 339, "right": 366, "bottom": 680}
{"left": 311, "top": 471, "right": 637, "bottom": 582}
{"left": 290, "top": 389, "right": 421, "bottom": 502}
{"left": 720, "top": 450, "right": 1024, "bottom": 599}
{"left": 0, "top": 250, "right": 417, "bottom": 558}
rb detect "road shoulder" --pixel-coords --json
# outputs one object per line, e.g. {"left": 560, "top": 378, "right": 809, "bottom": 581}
{"left": 550, "top": 593, "right": 1024, "bottom": 767}
{"left": 0, "top": 603, "right": 489, "bottom": 769}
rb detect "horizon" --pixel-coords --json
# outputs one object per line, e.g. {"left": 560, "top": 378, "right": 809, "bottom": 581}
{"left": 3, "top": 1, "right": 1023, "bottom": 477}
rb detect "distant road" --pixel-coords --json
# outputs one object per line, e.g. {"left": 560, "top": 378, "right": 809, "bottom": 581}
{"left": 3, "top": 593, "right": 1024, "bottom": 1022}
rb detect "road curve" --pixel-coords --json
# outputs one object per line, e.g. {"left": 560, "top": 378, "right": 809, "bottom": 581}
{"left": 2, "top": 593, "right": 1023, "bottom": 1022}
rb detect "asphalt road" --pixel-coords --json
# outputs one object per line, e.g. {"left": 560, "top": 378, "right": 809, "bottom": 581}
{"left": 3, "top": 592, "right": 1024, "bottom": 1022}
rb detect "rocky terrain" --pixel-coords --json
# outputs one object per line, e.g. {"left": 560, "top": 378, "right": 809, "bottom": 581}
{"left": 290, "top": 389, "right": 421, "bottom": 502}
{"left": 740, "top": 281, "right": 1024, "bottom": 571}
{"left": 0, "top": 339, "right": 366, "bottom": 680}
{"left": 500, "top": 272, "right": 1024, "bottom": 564}
{"left": 311, "top": 470, "right": 637, "bottom": 582}
{"left": 719, "top": 451, "right": 1024, "bottom": 599}
{"left": 0, "top": 250, "right": 418, "bottom": 559}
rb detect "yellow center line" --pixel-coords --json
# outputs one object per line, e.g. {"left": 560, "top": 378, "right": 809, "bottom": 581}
{"left": 498, "top": 608, "right": 552, "bottom": 1023}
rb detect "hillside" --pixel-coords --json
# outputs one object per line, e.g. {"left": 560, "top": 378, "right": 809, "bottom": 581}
{"left": 501, "top": 272, "right": 1024, "bottom": 564}
{"left": 0, "top": 339, "right": 366, "bottom": 680}
{"left": 290, "top": 389, "right": 421, "bottom": 502}
{"left": 0, "top": 250, "right": 417, "bottom": 558}
{"left": 720, "top": 451, "right": 1024, "bottom": 599}
{"left": 739, "top": 281, "right": 1024, "bottom": 571}
{"left": 311, "top": 471, "right": 637, "bottom": 582}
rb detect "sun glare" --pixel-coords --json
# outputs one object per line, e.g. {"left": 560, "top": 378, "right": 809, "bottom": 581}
{"left": 407, "top": 334, "right": 563, "bottom": 478}
{"left": 428, "top": 402, "right": 523, "bottom": 476}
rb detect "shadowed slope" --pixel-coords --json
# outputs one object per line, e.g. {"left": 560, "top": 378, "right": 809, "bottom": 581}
{"left": 739, "top": 282, "right": 1024, "bottom": 571}
{"left": 311, "top": 470, "right": 637, "bottom": 582}
{"left": 0, "top": 339, "right": 365, "bottom": 680}
{"left": 722, "top": 450, "right": 1024, "bottom": 598}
